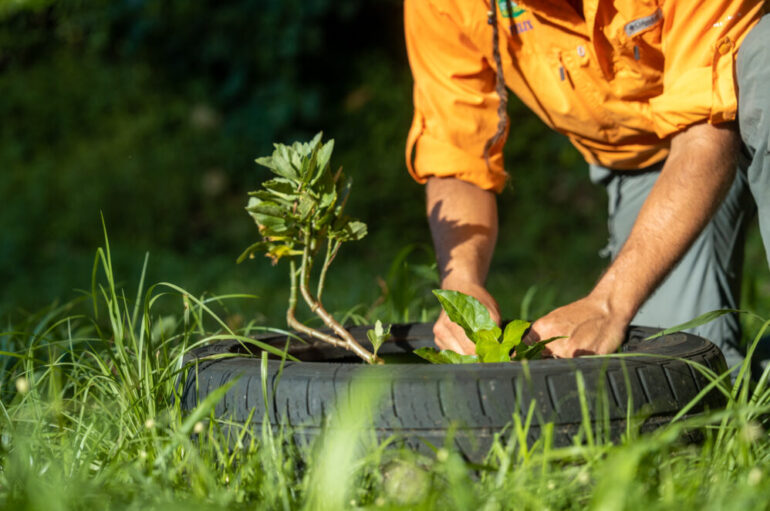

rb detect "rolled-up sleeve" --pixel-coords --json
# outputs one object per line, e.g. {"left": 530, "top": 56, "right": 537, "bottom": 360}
{"left": 404, "top": 0, "right": 508, "bottom": 192}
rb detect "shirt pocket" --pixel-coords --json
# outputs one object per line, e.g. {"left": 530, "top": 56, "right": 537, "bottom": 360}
{"left": 606, "top": 5, "right": 665, "bottom": 101}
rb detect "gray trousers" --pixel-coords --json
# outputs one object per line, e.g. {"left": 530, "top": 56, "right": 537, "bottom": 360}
{"left": 590, "top": 15, "right": 770, "bottom": 372}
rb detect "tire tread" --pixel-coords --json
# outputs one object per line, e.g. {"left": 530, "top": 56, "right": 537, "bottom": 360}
{"left": 179, "top": 324, "right": 727, "bottom": 459}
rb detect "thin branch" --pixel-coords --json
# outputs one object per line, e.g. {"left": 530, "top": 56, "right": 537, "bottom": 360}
{"left": 287, "top": 259, "right": 345, "bottom": 348}
{"left": 316, "top": 239, "right": 341, "bottom": 301}
{"left": 287, "top": 312, "right": 347, "bottom": 349}
{"left": 298, "top": 235, "right": 381, "bottom": 364}
{"left": 287, "top": 259, "right": 299, "bottom": 328}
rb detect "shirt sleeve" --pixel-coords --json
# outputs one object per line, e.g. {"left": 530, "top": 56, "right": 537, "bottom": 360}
{"left": 404, "top": 0, "right": 509, "bottom": 192}
{"left": 649, "top": 0, "right": 766, "bottom": 138}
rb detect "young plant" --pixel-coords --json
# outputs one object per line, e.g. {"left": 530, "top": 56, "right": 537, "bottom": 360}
{"left": 366, "top": 320, "right": 391, "bottom": 360}
{"left": 414, "top": 289, "right": 559, "bottom": 364}
{"left": 238, "top": 132, "right": 383, "bottom": 364}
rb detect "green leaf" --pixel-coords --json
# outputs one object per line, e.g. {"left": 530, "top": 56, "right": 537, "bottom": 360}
{"left": 308, "top": 131, "right": 323, "bottom": 148}
{"left": 333, "top": 177, "right": 352, "bottom": 216}
{"left": 332, "top": 219, "right": 367, "bottom": 242}
{"left": 289, "top": 149, "right": 304, "bottom": 178}
{"left": 256, "top": 150, "right": 298, "bottom": 181}
{"left": 501, "top": 319, "right": 531, "bottom": 351}
{"left": 278, "top": 145, "right": 302, "bottom": 180}
{"left": 245, "top": 198, "right": 286, "bottom": 219}
{"left": 312, "top": 209, "right": 335, "bottom": 232}
{"left": 475, "top": 330, "right": 507, "bottom": 362}
{"left": 513, "top": 343, "right": 544, "bottom": 361}
{"left": 413, "top": 347, "right": 479, "bottom": 364}
{"left": 486, "top": 348, "right": 512, "bottom": 363}
{"left": 297, "top": 195, "right": 317, "bottom": 221}
{"left": 643, "top": 309, "right": 741, "bottom": 340}
{"left": 301, "top": 142, "right": 320, "bottom": 186}
{"left": 318, "top": 187, "right": 337, "bottom": 212}
{"left": 248, "top": 192, "right": 295, "bottom": 214}
{"left": 266, "top": 244, "right": 302, "bottom": 264}
{"left": 262, "top": 178, "right": 299, "bottom": 201}
{"left": 236, "top": 241, "right": 269, "bottom": 263}
{"left": 432, "top": 289, "right": 499, "bottom": 344}
{"left": 513, "top": 336, "right": 564, "bottom": 360}
{"left": 260, "top": 226, "right": 297, "bottom": 241}
{"left": 254, "top": 155, "right": 274, "bottom": 170}
{"left": 313, "top": 139, "right": 335, "bottom": 185}
{"left": 248, "top": 209, "right": 289, "bottom": 232}
{"left": 366, "top": 320, "right": 391, "bottom": 357}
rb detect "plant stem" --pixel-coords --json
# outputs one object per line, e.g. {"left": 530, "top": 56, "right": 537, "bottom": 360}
{"left": 316, "top": 239, "right": 340, "bottom": 301}
{"left": 287, "top": 260, "right": 345, "bottom": 349}
{"left": 298, "top": 236, "right": 381, "bottom": 364}
{"left": 286, "top": 259, "right": 300, "bottom": 330}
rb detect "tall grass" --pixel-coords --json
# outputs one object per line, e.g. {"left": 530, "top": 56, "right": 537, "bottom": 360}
{"left": 1, "top": 237, "right": 770, "bottom": 510}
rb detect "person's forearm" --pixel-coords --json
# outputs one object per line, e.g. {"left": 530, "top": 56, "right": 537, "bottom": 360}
{"left": 589, "top": 122, "right": 740, "bottom": 322}
{"left": 425, "top": 177, "right": 498, "bottom": 287}
{"left": 426, "top": 177, "right": 501, "bottom": 353}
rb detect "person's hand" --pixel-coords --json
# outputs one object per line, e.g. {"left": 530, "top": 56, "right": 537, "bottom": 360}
{"left": 524, "top": 295, "right": 628, "bottom": 358}
{"left": 433, "top": 280, "right": 501, "bottom": 355}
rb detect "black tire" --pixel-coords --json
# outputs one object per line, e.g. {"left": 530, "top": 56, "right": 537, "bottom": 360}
{"left": 180, "top": 323, "right": 727, "bottom": 460}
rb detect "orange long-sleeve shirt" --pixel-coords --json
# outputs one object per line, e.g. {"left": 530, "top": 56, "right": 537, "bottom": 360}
{"left": 405, "top": 0, "right": 766, "bottom": 192}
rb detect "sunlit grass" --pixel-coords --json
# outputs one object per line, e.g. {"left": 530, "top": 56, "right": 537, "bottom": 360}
{"left": 2, "top": 235, "right": 770, "bottom": 510}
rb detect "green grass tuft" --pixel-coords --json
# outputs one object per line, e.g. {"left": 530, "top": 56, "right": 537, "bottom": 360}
{"left": 2, "top": 236, "right": 770, "bottom": 510}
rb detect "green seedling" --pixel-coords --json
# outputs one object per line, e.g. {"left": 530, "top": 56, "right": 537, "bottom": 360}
{"left": 239, "top": 132, "right": 383, "bottom": 364}
{"left": 366, "top": 320, "right": 391, "bottom": 359}
{"left": 414, "top": 289, "right": 561, "bottom": 364}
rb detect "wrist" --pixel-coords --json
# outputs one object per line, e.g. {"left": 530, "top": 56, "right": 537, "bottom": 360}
{"left": 440, "top": 273, "right": 485, "bottom": 291}
{"left": 587, "top": 271, "right": 642, "bottom": 326}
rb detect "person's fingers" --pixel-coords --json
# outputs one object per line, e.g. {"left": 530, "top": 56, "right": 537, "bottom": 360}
{"left": 525, "top": 317, "right": 567, "bottom": 358}
{"left": 432, "top": 318, "right": 451, "bottom": 351}
{"left": 433, "top": 313, "right": 475, "bottom": 354}
{"left": 521, "top": 327, "right": 539, "bottom": 346}
{"left": 434, "top": 320, "right": 466, "bottom": 353}
{"left": 431, "top": 283, "right": 501, "bottom": 356}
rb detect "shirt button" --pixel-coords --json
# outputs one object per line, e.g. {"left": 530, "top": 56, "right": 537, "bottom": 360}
{"left": 576, "top": 46, "right": 590, "bottom": 66}
{"left": 718, "top": 37, "right": 733, "bottom": 55}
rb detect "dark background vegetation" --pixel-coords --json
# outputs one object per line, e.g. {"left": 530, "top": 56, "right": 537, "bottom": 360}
{"left": 2, "top": 0, "right": 768, "bottom": 330}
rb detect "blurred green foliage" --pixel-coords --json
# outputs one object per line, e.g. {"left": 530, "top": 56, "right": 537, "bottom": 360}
{"left": 0, "top": 0, "right": 423, "bottom": 320}
{"left": 3, "top": 0, "right": 765, "bottom": 329}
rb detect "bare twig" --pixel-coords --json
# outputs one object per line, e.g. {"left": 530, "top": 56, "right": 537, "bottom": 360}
{"left": 316, "top": 239, "right": 340, "bottom": 301}
{"left": 298, "top": 236, "right": 381, "bottom": 364}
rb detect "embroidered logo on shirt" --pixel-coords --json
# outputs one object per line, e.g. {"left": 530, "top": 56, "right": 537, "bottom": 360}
{"left": 498, "top": 0, "right": 526, "bottom": 18}
{"left": 624, "top": 8, "right": 663, "bottom": 37}
{"left": 514, "top": 20, "right": 534, "bottom": 33}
